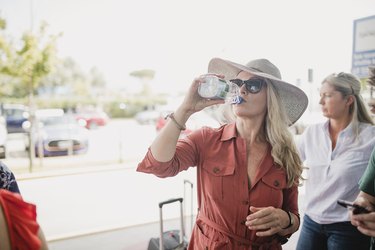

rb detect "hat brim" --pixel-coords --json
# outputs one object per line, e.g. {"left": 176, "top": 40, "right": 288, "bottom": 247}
{"left": 208, "top": 58, "right": 308, "bottom": 125}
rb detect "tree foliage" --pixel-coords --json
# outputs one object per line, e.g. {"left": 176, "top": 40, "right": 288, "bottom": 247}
{"left": 129, "top": 69, "right": 155, "bottom": 80}
{"left": 0, "top": 15, "right": 106, "bottom": 99}
{"left": 0, "top": 19, "right": 59, "bottom": 98}
{"left": 40, "top": 57, "right": 106, "bottom": 97}
{"left": 40, "top": 57, "right": 87, "bottom": 96}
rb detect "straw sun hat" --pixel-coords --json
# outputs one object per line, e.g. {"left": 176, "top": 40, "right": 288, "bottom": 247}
{"left": 208, "top": 58, "right": 308, "bottom": 125}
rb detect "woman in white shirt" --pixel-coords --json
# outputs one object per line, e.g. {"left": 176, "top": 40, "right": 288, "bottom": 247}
{"left": 296, "top": 72, "right": 375, "bottom": 250}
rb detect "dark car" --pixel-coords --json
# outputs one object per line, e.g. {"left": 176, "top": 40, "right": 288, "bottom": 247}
{"left": 24, "top": 109, "right": 89, "bottom": 157}
{"left": 1, "top": 104, "right": 29, "bottom": 133}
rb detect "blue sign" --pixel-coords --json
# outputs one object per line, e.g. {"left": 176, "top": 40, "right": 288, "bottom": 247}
{"left": 352, "top": 15, "right": 375, "bottom": 78}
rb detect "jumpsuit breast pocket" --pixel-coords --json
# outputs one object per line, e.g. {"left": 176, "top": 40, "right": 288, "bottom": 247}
{"left": 259, "top": 171, "right": 287, "bottom": 208}
{"left": 201, "top": 160, "right": 235, "bottom": 200}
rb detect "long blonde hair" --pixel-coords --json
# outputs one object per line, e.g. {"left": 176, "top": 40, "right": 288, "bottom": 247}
{"left": 214, "top": 80, "right": 304, "bottom": 187}
{"left": 323, "top": 72, "right": 374, "bottom": 137}
{"left": 265, "top": 81, "right": 303, "bottom": 187}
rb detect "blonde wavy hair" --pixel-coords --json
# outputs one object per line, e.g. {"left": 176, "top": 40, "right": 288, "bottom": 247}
{"left": 265, "top": 81, "right": 304, "bottom": 187}
{"left": 323, "top": 72, "right": 374, "bottom": 137}
{"left": 214, "top": 80, "right": 304, "bottom": 187}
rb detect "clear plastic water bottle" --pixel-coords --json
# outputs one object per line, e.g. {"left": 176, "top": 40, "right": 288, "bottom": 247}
{"left": 198, "top": 75, "right": 241, "bottom": 104}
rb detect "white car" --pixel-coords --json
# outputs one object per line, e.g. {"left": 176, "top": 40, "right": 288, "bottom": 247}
{"left": 23, "top": 109, "right": 89, "bottom": 157}
{"left": 134, "top": 110, "right": 161, "bottom": 125}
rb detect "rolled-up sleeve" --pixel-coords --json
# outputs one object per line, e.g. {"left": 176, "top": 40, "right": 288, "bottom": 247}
{"left": 282, "top": 185, "right": 300, "bottom": 223}
{"left": 137, "top": 130, "right": 202, "bottom": 178}
{"left": 137, "top": 148, "right": 179, "bottom": 177}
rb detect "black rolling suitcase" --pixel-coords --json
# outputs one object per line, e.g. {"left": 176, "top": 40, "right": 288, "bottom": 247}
{"left": 147, "top": 198, "right": 188, "bottom": 250}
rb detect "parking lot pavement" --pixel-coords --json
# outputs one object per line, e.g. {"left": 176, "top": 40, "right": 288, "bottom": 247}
{"left": 15, "top": 163, "right": 305, "bottom": 250}
{"left": 17, "top": 165, "right": 197, "bottom": 240}
{"left": 48, "top": 219, "right": 177, "bottom": 250}
{"left": 48, "top": 217, "right": 301, "bottom": 250}
{"left": 45, "top": 182, "right": 303, "bottom": 250}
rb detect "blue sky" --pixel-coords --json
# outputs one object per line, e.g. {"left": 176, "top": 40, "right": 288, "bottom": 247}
{"left": 0, "top": 0, "right": 374, "bottom": 94}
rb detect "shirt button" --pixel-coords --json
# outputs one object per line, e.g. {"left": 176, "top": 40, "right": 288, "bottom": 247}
{"left": 274, "top": 180, "right": 280, "bottom": 187}
{"left": 213, "top": 167, "right": 220, "bottom": 174}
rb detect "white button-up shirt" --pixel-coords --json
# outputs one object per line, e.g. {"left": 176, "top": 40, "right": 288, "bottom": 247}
{"left": 297, "top": 121, "right": 375, "bottom": 224}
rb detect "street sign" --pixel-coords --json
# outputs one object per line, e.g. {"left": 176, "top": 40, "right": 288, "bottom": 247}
{"left": 352, "top": 15, "right": 375, "bottom": 78}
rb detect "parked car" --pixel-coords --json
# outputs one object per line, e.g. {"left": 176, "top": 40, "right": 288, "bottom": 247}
{"left": 0, "top": 116, "right": 7, "bottom": 158}
{"left": 155, "top": 109, "right": 221, "bottom": 138}
{"left": 135, "top": 110, "right": 161, "bottom": 125}
{"left": 24, "top": 109, "right": 89, "bottom": 157}
{"left": 74, "top": 110, "right": 109, "bottom": 129}
{"left": 1, "top": 104, "right": 29, "bottom": 133}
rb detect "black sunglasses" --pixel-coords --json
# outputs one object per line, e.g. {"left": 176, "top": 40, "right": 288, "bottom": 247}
{"left": 229, "top": 77, "right": 266, "bottom": 94}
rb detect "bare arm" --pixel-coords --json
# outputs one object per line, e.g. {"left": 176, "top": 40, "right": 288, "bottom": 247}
{"left": 0, "top": 204, "right": 11, "bottom": 250}
{"left": 150, "top": 75, "right": 224, "bottom": 162}
{"left": 38, "top": 228, "right": 49, "bottom": 250}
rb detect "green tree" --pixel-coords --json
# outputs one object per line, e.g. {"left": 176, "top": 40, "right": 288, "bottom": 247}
{"left": 40, "top": 58, "right": 106, "bottom": 98}
{"left": 130, "top": 69, "right": 155, "bottom": 96}
{"left": 129, "top": 69, "right": 155, "bottom": 79}
{"left": 90, "top": 66, "right": 106, "bottom": 88}
{"left": 0, "top": 20, "right": 59, "bottom": 97}
{"left": 40, "top": 57, "right": 89, "bottom": 96}
{"left": 0, "top": 17, "right": 60, "bottom": 171}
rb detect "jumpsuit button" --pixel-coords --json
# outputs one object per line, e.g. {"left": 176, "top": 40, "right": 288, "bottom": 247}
{"left": 213, "top": 167, "right": 220, "bottom": 174}
{"left": 242, "top": 200, "right": 249, "bottom": 205}
{"left": 274, "top": 180, "right": 280, "bottom": 187}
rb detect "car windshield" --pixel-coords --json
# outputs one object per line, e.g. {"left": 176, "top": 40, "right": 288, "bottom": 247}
{"left": 4, "top": 108, "right": 26, "bottom": 118}
{"left": 39, "top": 115, "right": 77, "bottom": 127}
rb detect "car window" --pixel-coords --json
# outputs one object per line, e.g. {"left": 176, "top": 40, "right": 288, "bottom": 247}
{"left": 39, "top": 116, "right": 77, "bottom": 126}
{"left": 4, "top": 109, "right": 25, "bottom": 118}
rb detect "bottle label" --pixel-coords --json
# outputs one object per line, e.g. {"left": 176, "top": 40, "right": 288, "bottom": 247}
{"left": 198, "top": 76, "right": 229, "bottom": 99}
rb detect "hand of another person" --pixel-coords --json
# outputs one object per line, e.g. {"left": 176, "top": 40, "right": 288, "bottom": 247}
{"left": 351, "top": 212, "right": 375, "bottom": 237}
{"left": 179, "top": 74, "right": 226, "bottom": 115}
{"left": 245, "top": 206, "right": 290, "bottom": 237}
{"left": 350, "top": 196, "right": 375, "bottom": 237}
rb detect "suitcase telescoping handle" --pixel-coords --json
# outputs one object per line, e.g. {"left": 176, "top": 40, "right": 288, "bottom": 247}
{"left": 183, "top": 180, "right": 194, "bottom": 235}
{"left": 158, "top": 197, "right": 183, "bottom": 208}
{"left": 158, "top": 198, "right": 184, "bottom": 250}
{"left": 183, "top": 180, "right": 193, "bottom": 188}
